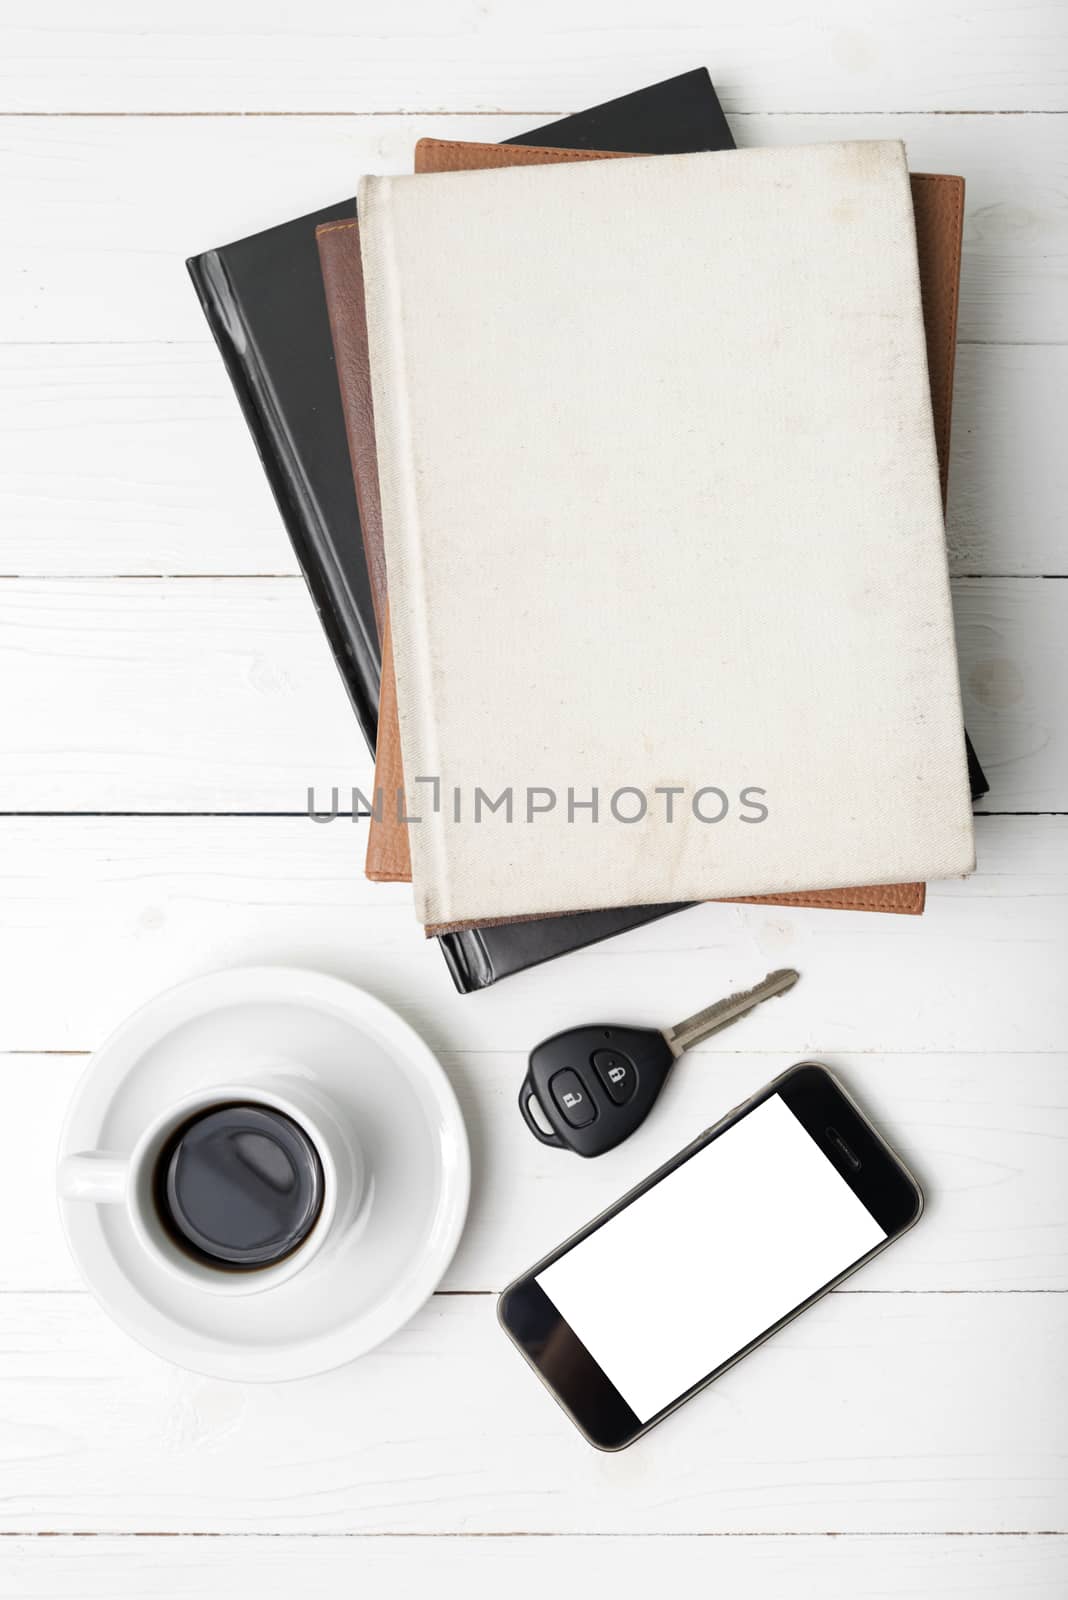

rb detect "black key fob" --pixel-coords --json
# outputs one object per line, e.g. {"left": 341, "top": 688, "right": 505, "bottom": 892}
{"left": 518, "top": 1025, "right": 675, "bottom": 1157}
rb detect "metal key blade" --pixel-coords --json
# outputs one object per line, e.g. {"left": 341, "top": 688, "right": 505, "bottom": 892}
{"left": 662, "top": 968, "right": 800, "bottom": 1057}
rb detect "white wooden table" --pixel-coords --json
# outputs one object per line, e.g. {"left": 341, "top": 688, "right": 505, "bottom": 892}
{"left": 1, "top": 5, "right": 1066, "bottom": 1595}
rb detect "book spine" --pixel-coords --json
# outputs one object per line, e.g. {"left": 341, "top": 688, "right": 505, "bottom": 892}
{"left": 357, "top": 179, "right": 449, "bottom": 925}
{"left": 186, "top": 248, "right": 380, "bottom": 756}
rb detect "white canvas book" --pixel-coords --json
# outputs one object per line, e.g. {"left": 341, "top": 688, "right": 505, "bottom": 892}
{"left": 358, "top": 141, "right": 975, "bottom": 926}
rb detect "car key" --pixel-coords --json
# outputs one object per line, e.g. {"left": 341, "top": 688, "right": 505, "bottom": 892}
{"left": 518, "top": 968, "right": 800, "bottom": 1156}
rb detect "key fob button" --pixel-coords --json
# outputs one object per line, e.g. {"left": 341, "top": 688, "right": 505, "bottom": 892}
{"left": 550, "top": 1070, "right": 596, "bottom": 1128}
{"left": 591, "top": 1049, "right": 637, "bottom": 1105}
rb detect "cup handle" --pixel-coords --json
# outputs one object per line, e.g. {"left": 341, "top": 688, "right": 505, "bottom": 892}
{"left": 58, "top": 1152, "right": 129, "bottom": 1204}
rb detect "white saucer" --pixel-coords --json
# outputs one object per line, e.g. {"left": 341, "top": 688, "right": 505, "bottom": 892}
{"left": 57, "top": 968, "right": 470, "bottom": 1381}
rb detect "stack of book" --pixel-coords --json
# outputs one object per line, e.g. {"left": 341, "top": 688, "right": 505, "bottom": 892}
{"left": 190, "top": 69, "right": 985, "bottom": 994}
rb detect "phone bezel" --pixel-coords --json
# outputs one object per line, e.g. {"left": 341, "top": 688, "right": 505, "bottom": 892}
{"left": 497, "top": 1061, "right": 923, "bottom": 1451}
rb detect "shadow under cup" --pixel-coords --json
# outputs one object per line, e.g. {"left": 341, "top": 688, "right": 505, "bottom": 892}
{"left": 151, "top": 1102, "right": 326, "bottom": 1272}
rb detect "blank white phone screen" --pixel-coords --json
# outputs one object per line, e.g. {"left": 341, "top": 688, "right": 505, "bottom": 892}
{"left": 536, "top": 1093, "right": 887, "bottom": 1423}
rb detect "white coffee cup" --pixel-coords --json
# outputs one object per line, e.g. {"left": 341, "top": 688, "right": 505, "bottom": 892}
{"left": 58, "top": 1072, "right": 365, "bottom": 1297}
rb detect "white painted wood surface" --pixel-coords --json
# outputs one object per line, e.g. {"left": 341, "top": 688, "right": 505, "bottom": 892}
{"left": 2, "top": 112, "right": 1064, "bottom": 343}
{"left": 3, "top": 1536, "right": 1064, "bottom": 1600}
{"left": 0, "top": 1292, "right": 1064, "bottom": 1533}
{"left": 4, "top": 2, "right": 1066, "bottom": 113}
{"left": 0, "top": 2, "right": 1064, "bottom": 1594}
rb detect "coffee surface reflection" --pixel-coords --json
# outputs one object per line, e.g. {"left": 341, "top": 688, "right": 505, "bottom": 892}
{"left": 154, "top": 1103, "right": 325, "bottom": 1270}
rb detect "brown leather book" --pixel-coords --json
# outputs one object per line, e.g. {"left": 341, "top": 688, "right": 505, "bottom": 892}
{"left": 317, "top": 140, "right": 965, "bottom": 928}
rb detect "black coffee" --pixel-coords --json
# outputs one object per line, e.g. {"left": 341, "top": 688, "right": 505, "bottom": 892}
{"left": 154, "top": 1102, "right": 324, "bottom": 1271}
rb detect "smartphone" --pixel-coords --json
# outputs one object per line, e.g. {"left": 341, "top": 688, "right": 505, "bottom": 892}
{"left": 498, "top": 1061, "right": 922, "bottom": 1450}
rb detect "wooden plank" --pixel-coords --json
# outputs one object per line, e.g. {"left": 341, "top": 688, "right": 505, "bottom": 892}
{"left": 0, "top": 1290, "right": 1062, "bottom": 1532}
{"left": 0, "top": 815, "right": 1062, "bottom": 1055}
{"left": 956, "top": 578, "right": 1067, "bottom": 811}
{"left": 947, "top": 345, "right": 1068, "bottom": 577}
{"left": 0, "top": 113, "right": 1063, "bottom": 344}
{"left": 0, "top": 578, "right": 374, "bottom": 809}
{"left": 3, "top": 343, "right": 1062, "bottom": 579}
{"left": 0, "top": 346, "right": 293, "bottom": 577}
{"left": 2, "top": 1, "right": 1065, "bottom": 113}
{"left": 0, "top": 576, "right": 1058, "bottom": 810}
{"left": 1, "top": 1533, "right": 1063, "bottom": 1599}
{"left": 7, "top": 1049, "right": 1066, "bottom": 1294}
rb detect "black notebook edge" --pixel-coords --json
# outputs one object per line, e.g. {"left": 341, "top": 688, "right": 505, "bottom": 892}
{"left": 188, "top": 200, "right": 380, "bottom": 752}
{"left": 965, "top": 734, "right": 988, "bottom": 800}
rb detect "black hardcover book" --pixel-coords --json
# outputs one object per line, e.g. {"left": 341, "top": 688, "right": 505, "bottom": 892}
{"left": 189, "top": 195, "right": 380, "bottom": 749}
{"left": 188, "top": 68, "right": 986, "bottom": 993}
